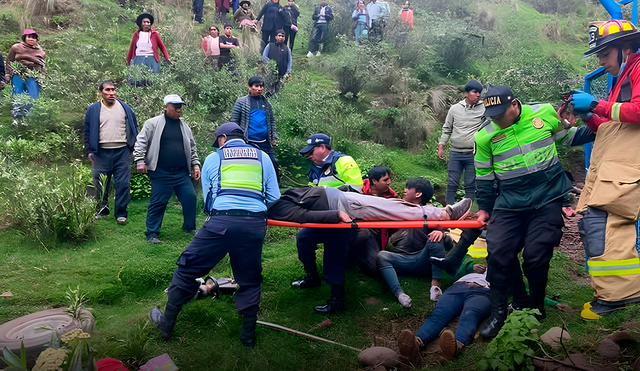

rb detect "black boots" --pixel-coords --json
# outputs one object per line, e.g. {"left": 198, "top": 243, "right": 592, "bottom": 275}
{"left": 240, "top": 315, "right": 258, "bottom": 348}
{"left": 315, "top": 286, "right": 347, "bottom": 314}
{"left": 479, "top": 288, "right": 509, "bottom": 338}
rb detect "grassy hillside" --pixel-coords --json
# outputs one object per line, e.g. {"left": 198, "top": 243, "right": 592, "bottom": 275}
{"left": 2, "top": 0, "right": 640, "bottom": 370}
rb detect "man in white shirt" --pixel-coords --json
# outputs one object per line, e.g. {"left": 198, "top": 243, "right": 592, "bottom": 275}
{"left": 366, "top": 0, "right": 390, "bottom": 42}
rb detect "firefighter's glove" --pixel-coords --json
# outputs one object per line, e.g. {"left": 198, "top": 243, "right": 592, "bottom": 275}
{"left": 570, "top": 90, "right": 598, "bottom": 112}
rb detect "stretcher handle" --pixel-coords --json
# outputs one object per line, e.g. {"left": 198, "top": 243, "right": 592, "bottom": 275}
{"left": 267, "top": 219, "right": 484, "bottom": 229}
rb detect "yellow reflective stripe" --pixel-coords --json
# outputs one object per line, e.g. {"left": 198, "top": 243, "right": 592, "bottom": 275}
{"left": 611, "top": 103, "right": 622, "bottom": 121}
{"left": 589, "top": 268, "right": 640, "bottom": 276}
{"left": 588, "top": 258, "right": 640, "bottom": 266}
{"left": 468, "top": 245, "right": 488, "bottom": 258}
{"left": 588, "top": 258, "right": 640, "bottom": 276}
{"left": 220, "top": 164, "right": 263, "bottom": 191}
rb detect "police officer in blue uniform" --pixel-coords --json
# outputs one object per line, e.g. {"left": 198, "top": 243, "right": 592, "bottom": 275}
{"left": 149, "top": 122, "right": 280, "bottom": 348}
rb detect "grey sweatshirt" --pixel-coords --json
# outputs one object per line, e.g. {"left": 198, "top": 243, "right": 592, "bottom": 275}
{"left": 438, "top": 99, "right": 485, "bottom": 152}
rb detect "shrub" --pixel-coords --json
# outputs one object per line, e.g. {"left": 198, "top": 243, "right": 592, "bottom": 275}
{"left": 130, "top": 171, "right": 151, "bottom": 200}
{"left": 0, "top": 161, "right": 96, "bottom": 244}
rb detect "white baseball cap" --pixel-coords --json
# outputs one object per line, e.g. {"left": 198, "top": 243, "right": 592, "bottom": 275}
{"left": 163, "top": 94, "right": 185, "bottom": 105}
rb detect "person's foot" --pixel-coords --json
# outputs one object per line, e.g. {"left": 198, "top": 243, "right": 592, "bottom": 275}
{"left": 315, "top": 51, "right": 321, "bottom": 56}
{"left": 306, "top": 51, "right": 314, "bottom": 58}
{"left": 185, "top": 229, "right": 197, "bottom": 236}
{"left": 116, "top": 217, "right": 127, "bottom": 225}
{"left": 95, "top": 205, "right": 110, "bottom": 220}
{"left": 398, "top": 293, "right": 412, "bottom": 308}
{"left": 147, "top": 237, "right": 164, "bottom": 244}
{"left": 291, "top": 275, "right": 321, "bottom": 289}
{"left": 149, "top": 307, "right": 171, "bottom": 340}
{"left": 430, "top": 286, "right": 442, "bottom": 301}
{"left": 478, "top": 316, "right": 505, "bottom": 338}
{"left": 439, "top": 329, "right": 461, "bottom": 362}
{"left": 445, "top": 198, "right": 473, "bottom": 220}
{"left": 397, "top": 329, "right": 422, "bottom": 364}
{"left": 314, "top": 297, "right": 346, "bottom": 314}
{"left": 240, "top": 315, "right": 257, "bottom": 348}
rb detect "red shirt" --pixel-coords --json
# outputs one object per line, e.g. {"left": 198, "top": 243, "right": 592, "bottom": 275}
{"left": 362, "top": 178, "right": 398, "bottom": 248}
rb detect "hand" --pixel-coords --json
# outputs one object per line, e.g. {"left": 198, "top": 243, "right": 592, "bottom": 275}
{"left": 476, "top": 210, "right": 490, "bottom": 229}
{"left": 473, "top": 264, "right": 487, "bottom": 274}
{"left": 192, "top": 165, "right": 201, "bottom": 180}
{"left": 437, "top": 144, "right": 445, "bottom": 160}
{"left": 136, "top": 163, "right": 148, "bottom": 174}
{"left": 339, "top": 211, "right": 352, "bottom": 223}
{"left": 271, "top": 139, "right": 278, "bottom": 146}
{"left": 569, "top": 90, "right": 597, "bottom": 112}
{"left": 88, "top": 153, "right": 95, "bottom": 163}
{"left": 0, "top": 80, "right": 5, "bottom": 90}
{"left": 427, "top": 230, "right": 444, "bottom": 242}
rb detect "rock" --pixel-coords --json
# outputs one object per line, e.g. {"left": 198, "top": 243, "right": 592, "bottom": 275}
{"left": 633, "top": 356, "right": 640, "bottom": 371}
{"left": 0, "top": 291, "right": 13, "bottom": 298}
{"left": 597, "top": 338, "right": 620, "bottom": 360}
{"left": 605, "top": 331, "right": 633, "bottom": 343}
{"left": 533, "top": 354, "right": 596, "bottom": 371}
{"left": 540, "top": 327, "right": 571, "bottom": 351}
{"left": 358, "top": 347, "right": 400, "bottom": 368}
{"left": 619, "top": 321, "right": 640, "bottom": 332}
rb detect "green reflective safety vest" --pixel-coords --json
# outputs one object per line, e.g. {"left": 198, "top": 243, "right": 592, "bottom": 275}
{"left": 474, "top": 103, "right": 572, "bottom": 211}
{"left": 308, "top": 153, "right": 363, "bottom": 188}
{"left": 218, "top": 144, "right": 264, "bottom": 201}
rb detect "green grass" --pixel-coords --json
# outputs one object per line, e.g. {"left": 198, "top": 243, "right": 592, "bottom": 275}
{"left": 2, "top": 197, "right": 640, "bottom": 370}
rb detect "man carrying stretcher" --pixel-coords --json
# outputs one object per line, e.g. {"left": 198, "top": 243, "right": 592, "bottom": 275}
{"left": 267, "top": 185, "right": 472, "bottom": 314}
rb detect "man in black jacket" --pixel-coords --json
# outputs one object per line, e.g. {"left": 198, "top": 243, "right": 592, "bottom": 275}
{"left": 307, "top": 2, "right": 333, "bottom": 57}
{"left": 262, "top": 30, "right": 291, "bottom": 94}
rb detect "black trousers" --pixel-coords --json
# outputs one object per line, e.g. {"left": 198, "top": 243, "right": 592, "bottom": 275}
{"left": 485, "top": 200, "right": 564, "bottom": 308}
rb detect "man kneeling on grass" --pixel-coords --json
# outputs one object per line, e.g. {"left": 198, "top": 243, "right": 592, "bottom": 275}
{"left": 267, "top": 187, "right": 472, "bottom": 314}
{"left": 397, "top": 265, "right": 490, "bottom": 365}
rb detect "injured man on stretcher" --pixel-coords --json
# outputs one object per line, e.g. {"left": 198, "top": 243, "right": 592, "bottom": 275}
{"left": 267, "top": 186, "right": 473, "bottom": 223}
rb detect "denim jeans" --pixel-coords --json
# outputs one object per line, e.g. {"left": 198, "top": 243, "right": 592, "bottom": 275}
{"left": 146, "top": 167, "right": 197, "bottom": 238}
{"left": 445, "top": 151, "right": 476, "bottom": 205}
{"left": 354, "top": 22, "right": 366, "bottom": 44}
{"left": 308, "top": 23, "right": 328, "bottom": 53}
{"left": 377, "top": 241, "right": 445, "bottom": 296}
{"left": 415, "top": 282, "right": 490, "bottom": 345}
{"left": 12, "top": 75, "right": 40, "bottom": 100}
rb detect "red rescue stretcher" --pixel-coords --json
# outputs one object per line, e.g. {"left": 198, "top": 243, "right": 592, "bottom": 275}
{"left": 267, "top": 220, "right": 483, "bottom": 229}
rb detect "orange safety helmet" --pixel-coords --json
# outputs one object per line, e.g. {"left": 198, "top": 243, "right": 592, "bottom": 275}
{"left": 583, "top": 19, "right": 640, "bottom": 59}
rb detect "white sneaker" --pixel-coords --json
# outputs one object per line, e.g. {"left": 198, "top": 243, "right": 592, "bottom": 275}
{"left": 306, "top": 51, "right": 314, "bottom": 58}
{"left": 315, "top": 51, "right": 321, "bottom": 56}
{"left": 398, "top": 293, "right": 412, "bottom": 308}
{"left": 430, "top": 286, "right": 442, "bottom": 301}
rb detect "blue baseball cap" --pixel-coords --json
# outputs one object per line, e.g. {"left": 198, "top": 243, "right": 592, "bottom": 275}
{"left": 299, "top": 133, "right": 330, "bottom": 155}
{"left": 213, "top": 122, "right": 244, "bottom": 148}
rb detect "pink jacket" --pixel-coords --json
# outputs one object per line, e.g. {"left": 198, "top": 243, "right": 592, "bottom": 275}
{"left": 126, "top": 29, "right": 169, "bottom": 65}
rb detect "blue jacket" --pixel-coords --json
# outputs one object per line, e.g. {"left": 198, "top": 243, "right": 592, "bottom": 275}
{"left": 84, "top": 99, "right": 139, "bottom": 155}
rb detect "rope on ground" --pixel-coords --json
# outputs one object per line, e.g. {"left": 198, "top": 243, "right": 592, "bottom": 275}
{"left": 257, "top": 320, "right": 361, "bottom": 352}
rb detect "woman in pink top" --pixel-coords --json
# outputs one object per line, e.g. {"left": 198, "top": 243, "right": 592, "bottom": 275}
{"left": 126, "top": 13, "right": 169, "bottom": 85}
{"left": 201, "top": 26, "right": 221, "bottom": 67}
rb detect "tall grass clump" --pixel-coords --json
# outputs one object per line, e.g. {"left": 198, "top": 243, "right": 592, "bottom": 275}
{"left": 0, "top": 161, "right": 95, "bottom": 244}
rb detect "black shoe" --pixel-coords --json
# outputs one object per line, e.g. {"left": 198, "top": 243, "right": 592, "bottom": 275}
{"left": 291, "top": 275, "right": 321, "bottom": 289}
{"left": 314, "top": 297, "right": 346, "bottom": 314}
{"left": 95, "top": 205, "right": 110, "bottom": 219}
{"left": 240, "top": 315, "right": 257, "bottom": 348}
{"left": 479, "top": 288, "right": 508, "bottom": 338}
{"left": 479, "top": 316, "right": 505, "bottom": 338}
{"left": 445, "top": 198, "right": 473, "bottom": 220}
{"left": 149, "top": 308, "right": 172, "bottom": 340}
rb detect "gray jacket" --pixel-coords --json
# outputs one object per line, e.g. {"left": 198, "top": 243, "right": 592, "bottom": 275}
{"left": 133, "top": 113, "right": 200, "bottom": 172}
{"left": 230, "top": 95, "right": 278, "bottom": 144}
{"left": 438, "top": 99, "right": 485, "bottom": 153}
